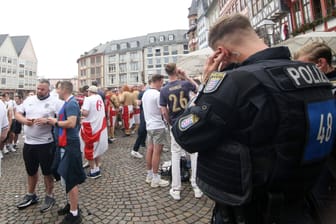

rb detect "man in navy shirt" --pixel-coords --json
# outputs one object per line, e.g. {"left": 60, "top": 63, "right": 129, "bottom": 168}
{"left": 160, "top": 63, "right": 203, "bottom": 200}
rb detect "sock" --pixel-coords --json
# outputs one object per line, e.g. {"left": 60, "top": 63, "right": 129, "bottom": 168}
{"left": 27, "top": 192, "right": 34, "bottom": 196}
{"left": 147, "top": 170, "right": 153, "bottom": 177}
{"left": 90, "top": 168, "right": 95, "bottom": 173}
{"left": 95, "top": 166, "right": 100, "bottom": 172}
{"left": 70, "top": 209, "right": 78, "bottom": 216}
{"left": 153, "top": 173, "right": 159, "bottom": 180}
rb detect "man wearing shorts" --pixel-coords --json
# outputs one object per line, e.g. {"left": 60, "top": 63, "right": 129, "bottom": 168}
{"left": 142, "top": 74, "right": 169, "bottom": 188}
{"left": 15, "top": 79, "right": 61, "bottom": 212}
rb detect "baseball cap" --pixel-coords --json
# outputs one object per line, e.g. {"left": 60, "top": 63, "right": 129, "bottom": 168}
{"left": 88, "top": 86, "right": 98, "bottom": 93}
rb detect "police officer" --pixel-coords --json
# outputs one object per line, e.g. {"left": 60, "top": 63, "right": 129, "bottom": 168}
{"left": 172, "top": 14, "right": 336, "bottom": 224}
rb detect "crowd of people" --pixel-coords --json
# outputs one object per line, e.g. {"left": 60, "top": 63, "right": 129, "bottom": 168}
{"left": 0, "top": 13, "right": 336, "bottom": 224}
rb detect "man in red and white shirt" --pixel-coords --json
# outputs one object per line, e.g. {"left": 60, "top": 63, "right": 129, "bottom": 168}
{"left": 80, "top": 86, "right": 108, "bottom": 179}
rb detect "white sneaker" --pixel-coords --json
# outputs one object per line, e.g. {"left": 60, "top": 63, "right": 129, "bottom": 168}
{"left": 0, "top": 150, "right": 3, "bottom": 159}
{"left": 3, "top": 147, "right": 9, "bottom": 154}
{"left": 169, "top": 188, "right": 181, "bottom": 200}
{"left": 163, "top": 147, "right": 169, "bottom": 152}
{"left": 82, "top": 161, "right": 89, "bottom": 168}
{"left": 193, "top": 186, "right": 203, "bottom": 198}
{"left": 131, "top": 150, "right": 143, "bottom": 159}
{"left": 151, "top": 177, "right": 169, "bottom": 188}
{"left": 145, "top": 175, "right": 153, "bottom": 184}
{"left": 8, "top": 145, "right": 16, "bottom": 152}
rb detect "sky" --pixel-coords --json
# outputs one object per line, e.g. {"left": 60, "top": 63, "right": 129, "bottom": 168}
{"left": 1, "top": 0, "right": 192, "bottom": 78}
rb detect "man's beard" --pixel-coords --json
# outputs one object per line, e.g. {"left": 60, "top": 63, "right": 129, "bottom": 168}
{"left": 37, "top": 93, "right": 50, "bottom": 100}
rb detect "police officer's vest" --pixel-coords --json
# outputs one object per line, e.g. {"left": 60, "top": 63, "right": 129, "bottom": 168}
{"left": 196, "top": 60, "right": 336, "bottom": 206}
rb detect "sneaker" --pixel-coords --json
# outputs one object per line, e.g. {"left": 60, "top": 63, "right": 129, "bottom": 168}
{"left": 40, "top": 195, "right": 55, "bottom": 213}
{"left": 193, "top": 186, "right": 203, "bottom": 199}
{"left": 3, "top": 147, "right": 9, "bottom": 154}
{"left": 87, "top": 171, "right": 101, "bottom": 179}
{"left": 145, "top": 175, "right": 153, "bottom": 184}
{"left": 17, "top": 194, "right": 39, "bottom": 209}
{"left": 163, "top": 147, "right": 169, "bottom": 152}
{"left": 82, "top": 161, "right": 89, "bottom": 168}
{"left": 169, "top": 188, "right": 181, "bottom": 200}
{"left": 60, "top": 212, "right": 82, "bottom": 224}
{"left": 13, "top": 144, "right": 18, "bottom": 149}
{"left": 131, "top": 150, "right": 143, "bottom": 159}
{"left": 0, "top": 150, "right": 3, "bottom": 159}
{"left": 151, "top": 177, "right": 169, "bottom": 188}
{"left": 58, "top": 203, "right": 70, "bottom": 216}
{"left": 7, "top": 145, "right": 16, "bottom": 152}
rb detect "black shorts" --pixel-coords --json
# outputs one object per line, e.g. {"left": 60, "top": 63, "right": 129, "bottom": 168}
{"left": 23, "top": 142, "right": 55, "bottom": 176}
{"left": 12, "top": 120, "right": 22, "bottom": 134}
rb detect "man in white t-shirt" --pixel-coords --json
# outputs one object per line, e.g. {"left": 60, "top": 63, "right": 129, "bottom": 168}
{"left": 142, "top": 74, "right": 169, "bottom": 188}
{"left": 15, "top": 79, "right": 59, "bottom": 213}
{"left": 80, "top": 85, "right": 108, "bottom": 179}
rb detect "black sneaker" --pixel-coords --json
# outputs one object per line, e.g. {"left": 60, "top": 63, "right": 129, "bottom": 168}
{"left": 87, "top": 171, "right": 101, "bottom": 179}
{"left": 40, "top": 195, "right": 55, "bottom": 213}
{"left": 17, "top": 194, "right": 39, "bottom": 209}
{"left": 58, "top": 203, "right": 70, "bottom": 216}
{"left": 60, "top": 212, "right": 82, "bottom": 224}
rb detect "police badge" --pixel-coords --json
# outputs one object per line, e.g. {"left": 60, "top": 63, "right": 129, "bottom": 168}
{"left": 203, "top": 72, "right": 226, "bottom": 93}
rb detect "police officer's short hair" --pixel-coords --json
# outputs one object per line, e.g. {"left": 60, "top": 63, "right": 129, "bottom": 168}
{"left": 208, "top": 14, "right": 254, "bottom": 49}
{"left": 151, "top": 74, "right": 164, "bottom": 83}
{"left": 295, "top": 42, "right": 333, "bottom": 65}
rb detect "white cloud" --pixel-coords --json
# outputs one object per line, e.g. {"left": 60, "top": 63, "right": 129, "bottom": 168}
{"left": 1, "top": 0, "right": 192, "bottom": 78}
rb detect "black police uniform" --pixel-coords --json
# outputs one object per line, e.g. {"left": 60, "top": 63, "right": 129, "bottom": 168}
{"left": 172, "top": 47, "right": 336, "bottom": 224}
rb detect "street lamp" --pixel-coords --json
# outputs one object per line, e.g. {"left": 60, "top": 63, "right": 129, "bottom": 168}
{"left": 258, "top": 19, "right": 275, "bottom": 46}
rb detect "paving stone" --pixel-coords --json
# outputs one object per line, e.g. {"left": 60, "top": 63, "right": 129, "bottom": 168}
{"left": 0, "top": 130, "right": 213, "bottom": 223}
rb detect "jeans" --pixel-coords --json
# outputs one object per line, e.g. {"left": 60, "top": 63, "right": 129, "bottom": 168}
{"left": 133, "top": 111, "right": 147, "bottom": 152}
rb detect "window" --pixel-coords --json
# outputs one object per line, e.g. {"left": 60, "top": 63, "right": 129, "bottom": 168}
{"left": 12, "top": 59, "right": 17, "bottom": 65}
{"left": 7, "top": 58, "right": 12, "bottom": 64}
{"left": 119, "top": 63, "right": 127, "bottom": 73}
{"left": 96, "top": 67, "right": 101, "bottom": 75}
{"left": 2, "top": 57, "right": 7, "bottom": 63}
{"left": 159, "top": 35, "right": 165, "bottom": 41}
{"left": 149, "top": 36, "right": 156, "bottom": 43}
{"left": 130, "top": 62, "right": 139, "bottom": 71}
{"left": 90, "top": 57, "right": 95, "bottom": 65}
{"left": 155, "top": 48, "right": 161, "bottom": 56}
{"left": 164, "top": 57, "right": 169, "bottom": 64}
{"left": 119, "top": 53, "right": 126, "bottom": 62}
{"left": 168, "top": 34, "right": 174, "bottom": 41}
{"left": 147, "top": 47, "right": 153, "bottom": 57}
{"left": 130, "top": 41, "right": 138, "bottom": 48}
{"left": 119, "top": 74, "right": 127, "bottom": 84}
{"left": 130, "top": 52, "right": 139, "bottom": 60}
{"left": 173, "top": 56, "right": 178, "bottom": 63}
{"left": 110, "top": 74, "right": 116, "bottom": 84}
{"left": 148, "top": 58, "right": 153, "bottom": 65}
{"left": 130, "top": 73, "right": 139, "bottom": 82}
{"left": 108, "top": 64, "right": 116, "bottom": 73}
{"left": 163, "top": 46, "right": 169, "bottom": 55}
{"left": 90, "top": 67, "right": 95, "bottom": 75}
{"left": 7, "top": 68, "right": 11, "bottom": 74}
{"left": 12, "top": 69, "right": 16, "bottom": 75}
{"left": 111, "top": 44, "right": 118, "bottom": 51}
{"left": 303, "top": 0, "right": 313, "bottom": 23}
{"left": 120, "top": 42, "right": 128, "bottom": 49}
{"left": 1, "top": 78, "right": 5, "bottom": 85}
{"left": 2, "top": 67, "right": 6, "bottom": 73}
{"left": 156, "top": 58, "right": 161, "bottom": 65}
{"left": 96, "top": 56, "right": 101, "bottom": 65}
{"left": 108, "top": 55, "right": 116, "bottom": 63}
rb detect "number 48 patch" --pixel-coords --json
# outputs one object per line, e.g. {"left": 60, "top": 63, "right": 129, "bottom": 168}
{"left": 303, "top": 99, "right": 336, "bottom": 163}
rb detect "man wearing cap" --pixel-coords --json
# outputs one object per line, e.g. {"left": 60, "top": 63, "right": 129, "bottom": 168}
{"left": 80, "top": 86, "right": 108, "bottom": 178}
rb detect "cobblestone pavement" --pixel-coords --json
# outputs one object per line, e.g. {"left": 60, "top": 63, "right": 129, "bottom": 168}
{"left": 0, "top": 130, "right": 214, "bottom": 224}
